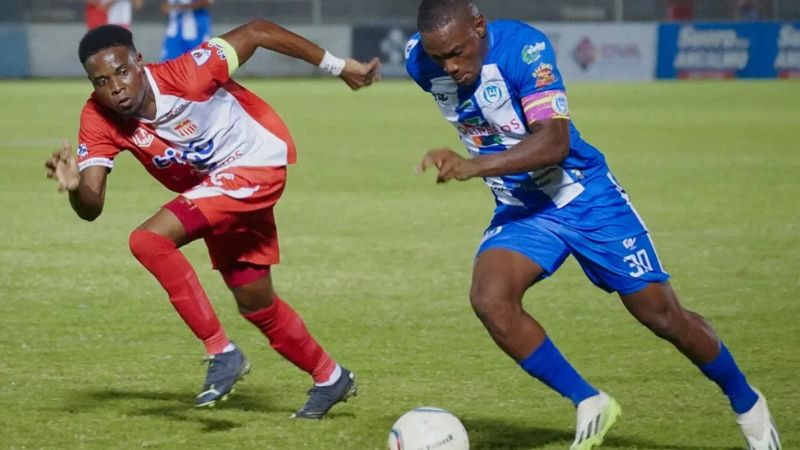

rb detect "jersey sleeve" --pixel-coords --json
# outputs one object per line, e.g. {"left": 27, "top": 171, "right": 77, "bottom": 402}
{"left": 77, "top": 102, "right": 120, "bottom": 172}
{"left": 404, "top": 33, "right": 448, "bottom": 93}
{"left": 149, "top": 38, "right": 240, "bottom": 98}
{"left": 504, "top": 25, "right": 571, "bottom": 124}
{"left": 404, "top": 34, "right": 429, "bottom": 91}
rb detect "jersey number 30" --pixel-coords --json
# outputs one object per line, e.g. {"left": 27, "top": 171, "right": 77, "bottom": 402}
{"left": 624, "top": 249, "right": 653, "bottom": 278}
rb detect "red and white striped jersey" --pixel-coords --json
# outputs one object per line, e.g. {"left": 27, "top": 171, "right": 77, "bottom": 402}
{"left": 77, "top": 39, "right": 297, "bottom": 193}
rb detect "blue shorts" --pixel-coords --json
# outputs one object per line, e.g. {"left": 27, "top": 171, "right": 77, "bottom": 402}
{"left": 477, "top": 175, "right": 670, "bottom": 295}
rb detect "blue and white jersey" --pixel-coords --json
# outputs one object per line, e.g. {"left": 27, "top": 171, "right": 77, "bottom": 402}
{"left": 406, "top": 20, "right": 611, "bottom": 215}
{"left": 164, "top": 0, "right": 212, "bottom": 43}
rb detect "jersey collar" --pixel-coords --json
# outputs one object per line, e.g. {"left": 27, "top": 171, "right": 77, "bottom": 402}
{"left": 136, "top": 67, "right": 161, "bottom": 124}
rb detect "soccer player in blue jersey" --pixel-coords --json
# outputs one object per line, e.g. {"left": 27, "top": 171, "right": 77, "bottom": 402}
{"left": 406, "top": 1, "right": 781, "bottom": 449}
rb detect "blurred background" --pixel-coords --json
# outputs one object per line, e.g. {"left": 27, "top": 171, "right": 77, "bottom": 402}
{"left": 1, "top": 0, "right": 798, "bottom": 80}
{"left": 11, "top": 0, "right": 800, "bottom": 24}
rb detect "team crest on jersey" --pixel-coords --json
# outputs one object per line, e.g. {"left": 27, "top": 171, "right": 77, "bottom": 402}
{"left": 623, "top": 237, "right": 638, "bottom": 250}
{"left": 533, "top": 63, "right": 558, "bottom": 88}
{"left": 174, "top": 119, "right": 198, "bottom": 138}
{"left": 479, "top": 81, "right": 505, "bottom": 107}
{"left": 191, "top": 49, "right": 212, "bottom": 66}
{"left": 521, "top": 42, "right": 546, "bottom": 65}
{"left": 77, "top": 143, "right": 89, "bottom": 157}
{"left": 132, "top": 127, "right": 154, "bottom": 147}
{"left": 551, "top": 93, "right": 569, "bottom": 115}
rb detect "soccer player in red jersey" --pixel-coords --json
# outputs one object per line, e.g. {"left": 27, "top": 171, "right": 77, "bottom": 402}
{"left": 44, "top": 21, "right": 380, "bottom": 418}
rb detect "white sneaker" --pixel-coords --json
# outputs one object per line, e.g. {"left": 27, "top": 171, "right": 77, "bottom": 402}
{"left": 737, "top": 390, "right": 781, "bottom": 450}
{"left": 569, "top": 391, "right": 621, "bottom": 450}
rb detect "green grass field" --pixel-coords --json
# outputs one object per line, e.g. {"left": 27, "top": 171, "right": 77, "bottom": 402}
{"left": 0, "top": 78, "right": 798, "bottom": 449}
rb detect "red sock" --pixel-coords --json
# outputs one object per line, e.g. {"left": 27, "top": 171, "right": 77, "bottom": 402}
{"left": 129, "top": 229, "right": 229, "bottom": 355}
{"left": 243, "top": 297, "right": 336, "bottom": 383}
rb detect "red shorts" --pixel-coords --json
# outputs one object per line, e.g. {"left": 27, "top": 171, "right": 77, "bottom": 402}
{"left": 164, "top": 166, "right": 286, "bottom": 272}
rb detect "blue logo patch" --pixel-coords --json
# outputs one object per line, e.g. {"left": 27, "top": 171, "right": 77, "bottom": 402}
{"left": 482, "top": 84, "right": 504, "bottom": 106}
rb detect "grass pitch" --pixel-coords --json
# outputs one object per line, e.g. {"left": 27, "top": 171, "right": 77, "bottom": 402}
{"left": 0, "top": 78, "right": 798, "bottom": 449}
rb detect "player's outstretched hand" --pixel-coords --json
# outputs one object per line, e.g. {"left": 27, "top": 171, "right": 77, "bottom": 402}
{"left": 44, "top": 139, "right": 80, "bottom": 192}
{"left": 340, "top": 57, "right": 382, "bottom": 91}
{"left": 416, "top": 147, "right": 480, "bottom": 184}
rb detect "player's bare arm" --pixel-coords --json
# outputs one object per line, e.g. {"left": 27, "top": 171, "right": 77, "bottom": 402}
{"left": 417, "top": 118, "right": 570, "bottom": 183}
{"left": 219, "top": 19, "right": 381, "bottom": 90}
{"left": 44, "top": 140, "right": 108, "bottom": 221}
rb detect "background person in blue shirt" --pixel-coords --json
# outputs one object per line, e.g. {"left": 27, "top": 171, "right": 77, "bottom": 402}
{"left": 160, "top": 0, "right": 213, "bottom": 61}
{"left": 407, "top": 1, "right": 781, "bottom": 449}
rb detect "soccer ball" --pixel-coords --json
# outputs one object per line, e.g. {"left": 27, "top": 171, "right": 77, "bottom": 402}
{"left": 387, "top": 407, "right": 469, "bottom": 450}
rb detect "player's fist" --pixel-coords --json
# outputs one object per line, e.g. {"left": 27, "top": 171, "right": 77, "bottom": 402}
{"left": 416, "top": 147, "right": 480, "bottom": 183}
{"left": 45, "top": 139, "right": 80, "bottom": 192}
{"left": 340, "top": 57, "right": 382, "bottom": 91}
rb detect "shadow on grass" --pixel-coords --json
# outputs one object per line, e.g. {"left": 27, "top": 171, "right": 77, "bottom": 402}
{"left": 62, "top": 387, "right": 283, "bottom": 433}
{"left": 463, "top": 417, "right": 740, "bottom": 450}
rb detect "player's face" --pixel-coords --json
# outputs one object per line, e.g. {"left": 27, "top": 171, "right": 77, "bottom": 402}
{"left": 421, "top": 13, "right": 487, "bottom": 86}
{"left": 84, "top": 46, "right": 149, "bottom": 117}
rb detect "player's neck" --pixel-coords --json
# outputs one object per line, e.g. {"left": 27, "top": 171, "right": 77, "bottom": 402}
{"left": 137, "top": 86, "right": 157, "bottom": 121}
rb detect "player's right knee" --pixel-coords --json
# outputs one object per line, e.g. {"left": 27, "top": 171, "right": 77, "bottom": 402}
{"left": 128, "top": 228, "right": 175, "bottom": 264}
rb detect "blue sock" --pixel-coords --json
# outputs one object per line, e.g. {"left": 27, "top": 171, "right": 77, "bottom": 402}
{"left": 697, "top": 343, "right": 758, "bottom": 414}
{"left": 519, "top": 337, "right": 599, "bottom": 406}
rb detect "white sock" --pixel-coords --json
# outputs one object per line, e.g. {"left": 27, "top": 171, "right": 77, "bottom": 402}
{"left": 221, "top": 342, "right": 236, "bottom": 353}
{"left": 315, "top": 364, "right": 342, "bottom": 387}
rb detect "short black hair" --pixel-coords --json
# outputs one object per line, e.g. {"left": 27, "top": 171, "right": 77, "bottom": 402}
{"left": 417, "top": 0, "right": 476, "bottom": 33}
{"left": 78, "top": 25, "right": 136, "bottom": 65}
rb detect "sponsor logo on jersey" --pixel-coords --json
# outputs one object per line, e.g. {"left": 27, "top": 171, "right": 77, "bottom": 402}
{"left": 173, "top": 119, "right": 198, "bottom": 138}
{"left": 456, "top": 118, "right": 523, "bottom": 137}
{"left": 432, "top": 92, "right": 454, "bottom": 105}
{"left": 521, "top": 42, "right": 546, "bottom": 65}
{"left": 159, "top": 102, "right": 190, "bottom": 124}
{"left": 463, "top": 116, "right": 484, "bottom": 126}
{"left": 480, "top": 81, "right": 505, "bottom": 107}
{"left": 623, "top": 237, "right": 638, "bottom": 250}
{"left": 152, "top": 138, "right": 217, "bottom": 171}
{"left": 551, "top": 93, "right": 569, "bottom": 115}
{"left": 77, "top": 143, "right": 89, "bottom": 157}
{"left": 457, "top": 99, "right": 477, "bottom": 114}
{"left": 533, "top": 63, "right": 558, "bottom": 88}
{"left": 531, "top": 166, "right": 561, "bottom": 188}
{"left": 472, "top": 134, "right": 504, "bottom": 148}
{"left": 191, "top": 49, "right": 212, "bottom": 66}
{"left": 570, "top": 169, "right": 585, "bottom": 180}
{"left": 132, "top": 127, "right": 154, "bottom": 147}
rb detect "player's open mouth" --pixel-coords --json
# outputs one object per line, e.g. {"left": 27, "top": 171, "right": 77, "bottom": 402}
{"left": 118, "top": 98, "right": 133, "bottom": 108}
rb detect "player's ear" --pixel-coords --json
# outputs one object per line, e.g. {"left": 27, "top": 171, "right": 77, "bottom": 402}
{"left": 135, "top": 52, "right": 144, "bottom": 66}
{"left": 474, "top": 14, "right": 486, "bottom": 38}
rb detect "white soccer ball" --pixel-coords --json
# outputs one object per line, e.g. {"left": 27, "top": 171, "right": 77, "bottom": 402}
{"left": 387, "top": 407, "right": 469, "bottom": 450}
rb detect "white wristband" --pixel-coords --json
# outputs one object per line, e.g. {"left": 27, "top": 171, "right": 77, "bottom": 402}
{"left": 319, "top": 50, "right": 346, "bottom": 76}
